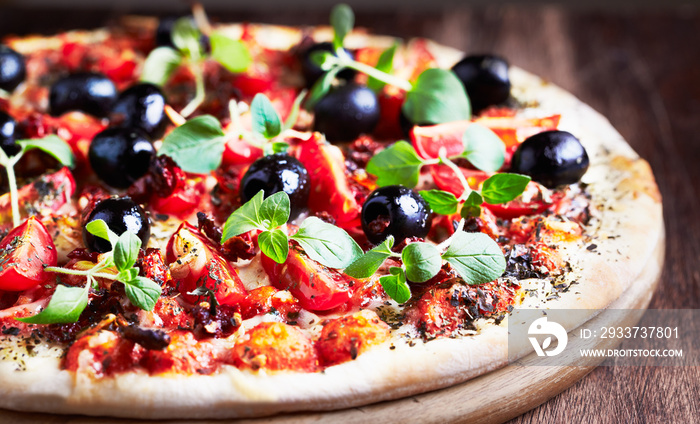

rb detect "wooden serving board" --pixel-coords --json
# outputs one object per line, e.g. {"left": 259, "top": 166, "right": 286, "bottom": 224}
{"left": 0, "top": 234, "right": 664, "bottom": 424}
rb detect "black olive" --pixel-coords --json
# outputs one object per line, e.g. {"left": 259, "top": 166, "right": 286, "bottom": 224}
{"left": 110, "top": 83, "right": 168, "bottom": 140}
{"left": 510, "top": 130, "right": 590, "bottom": 188}
{"left": 0, "top": 45, "right": 26, "bottom": 92}
{"left": 88, "top": 127, "right": 155, "bottom": 189}
{"left": 361, "top": 185, "right": 433, "bottom": 245}
{"left": 155, "top": 17, "right": 177, "bottom": 48}
{"left": 49, "top": 72, "right": 117, "bottom": 118}
{"left": 300, "top": 42, "right": 356, "bottom": 87}
{"left": 0, "top": 111, "right": 20, "bottom": 156}
{"left": 451, "top": 54, "right": 510, "bottom": 114}
{"left": 313, "top": 83, "right": 380, "bottom": 143}
{"left": 83, "top": 197, "right": 150, "bottom": 253}
{"left": 240, "top": 154, "right": 310, "bottom": 220}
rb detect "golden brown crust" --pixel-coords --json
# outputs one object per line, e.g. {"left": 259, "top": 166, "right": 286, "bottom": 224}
{"left": 0, "top": 23, "right": 664, "bottom": 419}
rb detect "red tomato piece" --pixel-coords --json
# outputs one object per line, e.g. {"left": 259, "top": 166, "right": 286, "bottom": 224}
{"left": 261, "top": 249, "right": 356, "bottom": 312}
{"left": 238, "top": 286, "right": 301, "bottom": 321}
{"left": 410, "top": 120, "right": 470, "bottom": 160}
{"left": 229, "top": 322, "right": 317, "bottom": 372}
{"left": 222, "top": 137, "right": 263, "bottom": 166}
{"left": 290, "top": 133, "right": 360, "bottom": 225}
{"left": 166, "top": 222, "right": 247, "bottom": 306}
{"left": 429, "top": 163, "right": 489, "bottom": 198}
{"left": 0, "top": 216, "right": 58, "bottom": 291}
{"left": 316, "top": 310, "right": 390, "bottom": 366}
{"left": 150, "top": 178, "right": 205, "bottom": 218}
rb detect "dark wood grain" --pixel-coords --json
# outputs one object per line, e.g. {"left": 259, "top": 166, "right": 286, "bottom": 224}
{"left": 1, "top": 5, "right": 698, "bottom": 423}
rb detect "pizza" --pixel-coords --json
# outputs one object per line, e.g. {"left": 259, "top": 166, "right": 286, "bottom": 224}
{"left": 0, "top": 4, "right": 663, "bottom": 420}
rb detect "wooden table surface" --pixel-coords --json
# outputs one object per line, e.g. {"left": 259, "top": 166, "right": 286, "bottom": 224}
{"left": 1, "top": 5, "right": 698, "bottom": 423}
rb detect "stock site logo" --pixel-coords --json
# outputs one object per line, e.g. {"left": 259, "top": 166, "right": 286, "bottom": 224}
{"left": 528, "top": 317, "right": 568, "bottom": 357}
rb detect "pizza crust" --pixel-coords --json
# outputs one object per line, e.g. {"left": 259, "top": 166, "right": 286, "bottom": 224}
{"left": 0, "top": 24, "right": 663, "bottom": 419}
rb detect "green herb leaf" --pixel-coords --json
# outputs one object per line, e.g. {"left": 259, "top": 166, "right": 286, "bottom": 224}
{"left": 481, "top": 173, "right": 531, "bottom": 204}
{"left": 442, "top": 232, "right": 506, "bottom": 285}
{"left": 344, "top": 235, "right": 395, "bottom": 279}
{"left": 402, "top": 68, "right": 471, "bottom": 125}
{"left": 379, "top": 267, "right": 411, "bottom": 304}
{"left": 460, "top": 191, "right": 483, "bottom": 218}
{"left": 85, "top": 219, "right": 118, "bottom": 248}
{"left": 309, "top": 50, "right": 336, "bottom": 71}
{"left": 158, "top": 115, "right": 226, "bottom": 174}
{"left": 366, "top": 141, "right": 424, "bottom": 188}
{"left": 117, "top": 268, "right": 139, "bottom": 282}
{"left": 402, "top": 242, "right": 441, "bottom": 283}
{"left": 141, "top": 47, "right": 182, "bottom": 86}
{"left": 16, "top": 285, "right": 88, "bottom": 324}
{"left": 305, "top": 67, "right": 341, "bottom": 110}
{"left": 419, "top": 190, "right": 458, "bottom": 215}
{"left": 330, "top": 3, "right": 354, "bottom": 50}
{"left": 221, "top": 190, "right": 264, "bottom": 243}
{"left": 250, "top": 93, "right": 282, "bottom": 140}
{"left": 367, "top": 43, "right": 397, "bottom": 92}
{"left": 270, "top": 141, "right": 290, "bottom": 154}
{"left": 281, "top": 89, "right": 307, "bottom": 131}
{"left": 210, "top": 31, "right": 252, "bottom": 73}
{"left": 17, "top": 135, "right": 75, "bottom": 168}
{"left": 291, "top": 217, "right": 363, "bottom": 269}
{"left": 259, "top": 191, "right": 290, "bottom": 230}
{"left": 188, "top": 285, "right": 219, "bottom": 307}
{"left": 123, "top": 276, "right": 161, "bottom": 311}
{"left": 171, "top": 17, "right": 201, "bottom": 58}
{"left": 113, "top": 231, "right": 142, "bottom": 272}
{"left": 258, "top": 229, "right": 289, "bottom": 264}
{"left": 461, "top": 123, "right": 505, "bottom": 172}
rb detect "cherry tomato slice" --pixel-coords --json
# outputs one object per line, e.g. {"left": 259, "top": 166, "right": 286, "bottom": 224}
{"left": 150, "top": 178, "right": 205, "bottom": 217}
{"left": 166, "top": 222, "right": 247, "bottom": 306}
{"left": 411, "top": 120, "right": 470, "bottom": 160}
{"left": 261, "top": 249, "right": 355, "bottom": 312}
{"left": 0, "top": 216, "right": 58, "bottom": 291}
{"left": 429, "top": 164, "right": 489, "bottom": 198}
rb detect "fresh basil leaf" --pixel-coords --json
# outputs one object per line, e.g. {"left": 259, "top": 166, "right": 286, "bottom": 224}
{"left": 270, "top": 141, "right": 290, "bottom": 154}
{"left": 16, "top": 285, "right": 88, "bottom": 324}
{"left": 117, "top": 268, "right": 139, "bottom": 283}
{"left": 419, "top": 190, "right": 458, "bottom": 215}
{"left": 401, "top": 242, "right": 441, "bottom": 283}
{"left": 461, "top": 123, "right": 505, "bottom": 172}
{"left": 141, "top": 47, "right": 182, "bottom": 86}
{"left": 221, "top": 190, "right": 265, "bottom": 243}
{"left": 123, "top": 276, "right": 161, "bottom": 311}
{"left": 113, "top": 231, "right": 142, "bottom": 272}
{"left": 281, "top": 89, "right": 307, "bottom": 131}
{"left": 85, "top": 219, "right": 118, "bottom": 248}
{"left": 442, "top": 232, "right": 506, "bottom": 285}
{"left": 250, "top": 93, "right": 282, "bottom": 140}
{"left": 309, "top": 50, "right": 336, "bottom": 71}
{"left": 367, "top": 43, "right": 397, "bottom": 92}
{"left": 366, "top": 141, "right": 424, "bottom": 188}
{"left": 159, "top": 115, "right": 226, "bottom": 174}
{"left": 402, "top": 68, "right": 471, "bottom": 125}
{"left": 379, "top": 267, "right": 411, "bottom": 304}
{"left": 481, "top": 173, "right": 531, "bottom": 204}
{"left": 291, "top": 217, "right": 362, "bottom": 269}
{"left": 210, "top": 31, "right": 252, "bottom": 73}
{"left": 172, "top": 17, "right": 201, "bottom": 58}
{"left": 461, "top": 191, "right": 483, "bottom": 218}
{"left": 259, "top": 191, "right": 291, "bottom": 229}
{"left": 344, "top": 235, "right": 395, "bottom": 279}
{"left": 304, "top": 67, "right": 341, "bottom": 110}
{"left": 330, "top": 3, "right": 354, "bottom": 50}
{"left": 17, "top": 135, "right": 75, "bottom": 168}
{"left": 258, "top": 229, "right": 289, "bottom": 264}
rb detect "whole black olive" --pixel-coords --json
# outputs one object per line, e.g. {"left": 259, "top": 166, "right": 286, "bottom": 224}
{"left": 49, "top": 72, "right": 117, "bottom": 118}
{"left": 240, "top": 154, "right": 310, "bottom": 220}
{"left": 0, "top": 45, "right": 26, "bottom": 92}
{"left": 0, "top": 111, "right": 19, "bottom": 156}
{"left": 155, "top": 17, "right": 177, "bottom": 48}
{"left": 300, "top": 42, "right": 356, "bottom": 87}
{"left": 313, "top": 83, "right": 380, "bottom": 143}
{"left": 361, "top": 185, "right": 433, "bottom": 245}
{"left": 83, "top": 197, "right": 150, "bottom": 253}
{"left": 510, "top": 130, "right": 590, "bottom": 188}
{"left": 111, "top": 83, "right": 168, "bottom": 140}
{"left": 88, "top": 127, "right": 155, "bottom": 189}
{"left": 451, "top": 54, "right": 511, "bottom": 114}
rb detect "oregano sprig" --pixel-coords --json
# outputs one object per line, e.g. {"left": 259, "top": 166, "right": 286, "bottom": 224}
{"left": 17, "top": 221, "right": 161, "bottom": 325}
{"left": 0, "top": 135, "right": 75, "bottom": 228}
{"left": 141, "top": 8, "right": 252, "bottom": 117}
{"left": 221, "top": 191, "right": 362, "bottom": 268}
